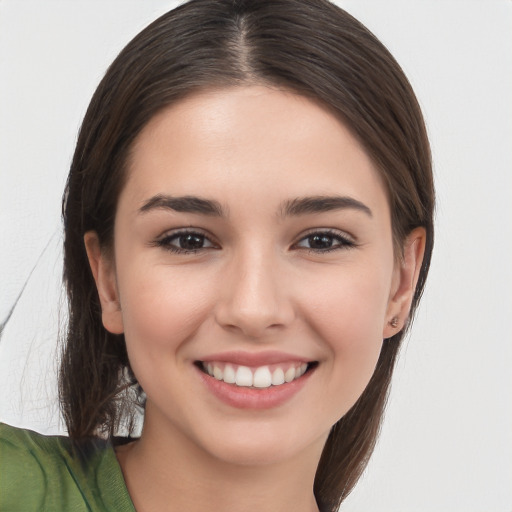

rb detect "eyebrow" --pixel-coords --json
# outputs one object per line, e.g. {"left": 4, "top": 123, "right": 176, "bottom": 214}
{"left": 281, "top": 195, "right": 372, "bottom": 218}
{"left": 139, "top": 194, "right": 224, "bottom": 216}
{"left": 138, "top": 193, "right": 372, "bottom": 218}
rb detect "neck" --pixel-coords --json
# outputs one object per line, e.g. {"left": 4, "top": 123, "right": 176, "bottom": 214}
{"left": 116, "top": 411, "right": 324, "bottom": 512}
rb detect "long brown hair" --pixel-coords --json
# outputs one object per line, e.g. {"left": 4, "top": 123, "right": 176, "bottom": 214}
{"left": 59, "top": 1, "right": 434, "bottom": 509}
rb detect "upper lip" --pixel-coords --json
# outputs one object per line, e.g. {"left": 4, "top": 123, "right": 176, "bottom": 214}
{"left": 198, "top": 350, "right": 313, "bottom": 367}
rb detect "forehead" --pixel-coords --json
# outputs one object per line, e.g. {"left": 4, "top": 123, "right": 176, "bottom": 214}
{"left": 122, "top": 85, "right": 389, "bottom": 218}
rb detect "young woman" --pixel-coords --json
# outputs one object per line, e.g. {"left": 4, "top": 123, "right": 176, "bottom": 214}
{"left": 0, "top": 1, "right": 434, "bottom": 511}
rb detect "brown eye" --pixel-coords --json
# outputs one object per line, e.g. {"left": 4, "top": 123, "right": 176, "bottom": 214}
{"left": 307, "top": 234, "right": 336, "bottom": 249}
{"left": 177, "top": 233, "right": 207, "bottom": 250}
{"left": 295, "top": 230, "right": 355, "bottom": 252}
{"left": 156, "top": 230, "right": 216, "bottom": 254}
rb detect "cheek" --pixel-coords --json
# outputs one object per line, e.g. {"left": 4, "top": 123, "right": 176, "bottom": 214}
{"left": 117, "top": 264, "right": 213, "bottom": 356}
{"left": 299, "top": 265, "right": 390, "bottom": 405}
{"left": 303, "top": 263, "right": 391, "bottom": 341}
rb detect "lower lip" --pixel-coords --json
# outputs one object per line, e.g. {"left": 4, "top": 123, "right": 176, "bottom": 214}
{"left": 196, "top": 365, "right": 314, "bottom": 410}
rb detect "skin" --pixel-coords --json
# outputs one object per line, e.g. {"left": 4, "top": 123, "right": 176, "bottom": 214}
{"left": 85, "top": 85, "right": 425, "bottom": 512}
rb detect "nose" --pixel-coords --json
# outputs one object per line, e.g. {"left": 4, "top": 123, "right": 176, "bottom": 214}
{"left": 214, "top": 247, "right": 295, "bottom": 339}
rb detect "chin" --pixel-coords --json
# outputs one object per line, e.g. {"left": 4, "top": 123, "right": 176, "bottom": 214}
{"left": 194, "top": 419, "right": 328, "bottom": 468}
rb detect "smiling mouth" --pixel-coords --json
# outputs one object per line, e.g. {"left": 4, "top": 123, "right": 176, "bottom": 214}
{"left": 195, "top": 361, "right": 318, "bottom": 388}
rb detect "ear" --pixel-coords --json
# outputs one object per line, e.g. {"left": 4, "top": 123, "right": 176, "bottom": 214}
{"left": 84, "top": 231, "right": 124, "bottom": 334}
{"left": 383, "top": 227, "right": 426, "bottom": 339}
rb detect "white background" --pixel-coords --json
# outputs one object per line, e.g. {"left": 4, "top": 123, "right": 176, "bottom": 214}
{"left": 1, "top": 1, "right": 511, "bottom": 510}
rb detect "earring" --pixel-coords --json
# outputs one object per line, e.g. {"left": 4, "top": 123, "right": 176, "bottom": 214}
{"left": 389, "top": 316, "right": 399, "bottom": 328}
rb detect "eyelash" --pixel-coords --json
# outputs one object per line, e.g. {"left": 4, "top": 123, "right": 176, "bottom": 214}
{"left": 154, "top": 229, "right": 216, "bottom": 254}
{"left": 293, "top": 229, "right": 356, "bottom": 253}
{"left": 154, "top": 228, "right": 356, "bottom": 255}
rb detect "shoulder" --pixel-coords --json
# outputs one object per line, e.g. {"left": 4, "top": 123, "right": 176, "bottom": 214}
{"left": 0, "top": 421, "right": 78, "bottom": 468}
{"left": 0, "top": 421, "right": 67, "bottom": 453}
{"left": 0, "top": 422, "right": 53, "bottom": 509}
{"left": 0, "top": 422, "right": 134, "bottom": 511}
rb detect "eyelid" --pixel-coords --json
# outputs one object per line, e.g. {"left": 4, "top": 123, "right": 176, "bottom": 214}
{"left": 294, "top": 227, "right": 356, "bottom": 243}
{"left": 152, "top": 227, "right": 356, "bottom": 254}
{"left": 292, "top": 228, "right": 357, "bottom": 252}
{"left": 156, "top": 226, "right": 216, "bottom": 242}
{"left": 153, "top": 227, "right": 219, "bottom": 253}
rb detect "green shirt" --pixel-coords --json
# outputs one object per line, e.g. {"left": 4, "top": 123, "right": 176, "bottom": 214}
{"left": 0, "top": 423, "right": 136, "bottom": 511}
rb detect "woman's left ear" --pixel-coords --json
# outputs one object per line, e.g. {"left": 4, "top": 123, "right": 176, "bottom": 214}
{"left": 383, "top": 227, "right": 426, "bottom": 339}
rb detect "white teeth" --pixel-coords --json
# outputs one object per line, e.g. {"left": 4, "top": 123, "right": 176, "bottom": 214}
{"left": 203, "top": 362, "right": 310, "bottom": 387}
{"left": 253, "top": 366, "right": 272, "bottom": 388}
{"left": 284, "top": 367, "right": 296, "bottom": 383}
{"left": 297, "top": 363, "right": 307, "bottom": 377}
{"left": 213, "top": 365, "right": 223, "bottom": 380}
{"left": 223, "top": 364, "right": 236, "bottom": 384}
{"left": 271, "top": 367, "right": 285, "bottom": 386}
{"left": 235, "top": 366, "right": 253, "bottom": 387}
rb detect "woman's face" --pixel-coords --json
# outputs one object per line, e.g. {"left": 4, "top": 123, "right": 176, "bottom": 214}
{"left": 88, "top": 85, "right": 420, "bottom": 467}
